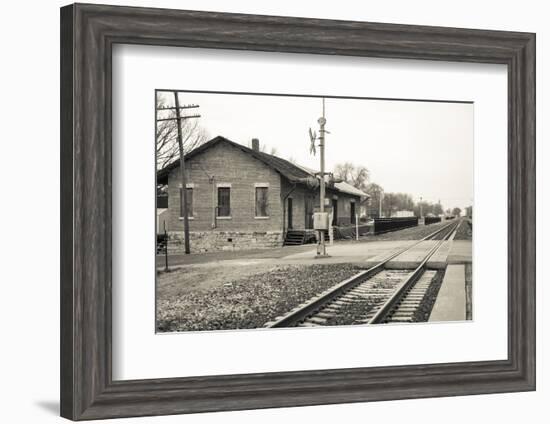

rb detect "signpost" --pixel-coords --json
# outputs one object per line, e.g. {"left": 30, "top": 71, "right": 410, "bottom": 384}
{"left": 311, "top": 99, "right": 330, "bottom": 258}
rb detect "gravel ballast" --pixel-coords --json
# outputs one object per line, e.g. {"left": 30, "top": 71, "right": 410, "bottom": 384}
{"left": 415, "top": 270, "right": 445, "bottom": 322}
{"left": 454, "top": 218, "right": 472, "bottom": 240}
{"left": 157, "top": 264, "right": 364, "bottom": 332}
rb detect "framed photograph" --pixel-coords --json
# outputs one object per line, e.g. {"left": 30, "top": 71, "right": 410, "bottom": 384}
{"left": 60, "top": 3, "right": 535, "bottom": 420}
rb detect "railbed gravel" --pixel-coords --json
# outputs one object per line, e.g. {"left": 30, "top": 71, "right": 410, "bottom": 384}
{"left": 320, "top": 273, "right": 405, "bottom": 327}
{"left": 413, "top": 270, "right": 445, "bottom": 322}
{"left": 157, "top": 264, "right": 364, "bottom": 332}
{"left": 453, "top": 218, "right": 472, "bottom": 240}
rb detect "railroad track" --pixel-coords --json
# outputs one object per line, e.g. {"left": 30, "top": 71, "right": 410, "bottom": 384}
{"left": 265, "top": 220, "right": 460, "bottom": 328}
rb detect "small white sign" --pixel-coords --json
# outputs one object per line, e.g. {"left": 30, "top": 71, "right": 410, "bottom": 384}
{"left": 313, "top": 212, "right": 329, "bottom": 230}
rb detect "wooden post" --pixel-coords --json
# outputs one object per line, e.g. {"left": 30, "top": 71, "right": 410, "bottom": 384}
{"left": 174, "top": 92, "right": 191, "bottom": 255}
{"left": 164, "top": 221, "right": 169, "bottom": 271}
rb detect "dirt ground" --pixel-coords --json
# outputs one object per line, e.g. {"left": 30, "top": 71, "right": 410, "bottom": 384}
{"left": 157, "top": 263, "right": 363, "bottom": 332}
{"left": 157, "top": 261, "right": 279, "bottom": 299}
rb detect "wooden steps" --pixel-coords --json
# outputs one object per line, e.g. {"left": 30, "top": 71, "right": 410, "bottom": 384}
{"left": 283, "top": 230, "right": 322, "bottom": 246}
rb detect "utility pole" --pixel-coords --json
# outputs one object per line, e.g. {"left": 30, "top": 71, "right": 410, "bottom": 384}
{"left": 174, "top": 92, "right": 191, "bottom": 254}
{"left": 379, "top": 190, "right": 383, "bottom": 218}
{"left": 420, "top": 196, "right": 423, "bottom": 219}
{"left": 317, "top": 98, "right": 328, "bottom": 257}
{"left": 156, "top": 92, "right": 200, "bottom": 255}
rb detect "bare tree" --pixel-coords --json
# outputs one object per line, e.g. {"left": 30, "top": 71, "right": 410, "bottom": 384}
{"left": 410, "top": 199, "right": 445, "bottom": 217}
{"left": 380, "top": 192, "right": 415, "bottom": 217}
{"left": 334, "top": 162, "right": 370, "bottom": 191}
{"left": 365, "top": 182, "right": 384, "bottom": 218}
{"left": 334, "top": 162, "right": 354, "bottom": 182}
{"left": 156, "top": 95, "right": 209, "bottom": 170}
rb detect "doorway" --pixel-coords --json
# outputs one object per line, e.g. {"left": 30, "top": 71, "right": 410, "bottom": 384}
{"left": 332, "top": 198, "right": 338, "bottom": 226}
{"left": 287, "top": 198, "right": 293, "bottom": 229}
{"left": 305, "top": 196, "right": 313, "bottom": 229}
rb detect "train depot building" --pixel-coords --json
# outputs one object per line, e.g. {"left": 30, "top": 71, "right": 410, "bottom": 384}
{"left": 157, "top": 136, "right": 368, "bottom": 253}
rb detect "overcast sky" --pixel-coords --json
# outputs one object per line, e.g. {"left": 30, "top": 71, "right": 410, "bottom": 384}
{"left": 157, "top": 91, "right": 473, "bottom": 211}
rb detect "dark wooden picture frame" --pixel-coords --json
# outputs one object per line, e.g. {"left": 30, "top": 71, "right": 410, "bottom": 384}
{"left": 60, "top": 3, "right": 536, "bottom": 420}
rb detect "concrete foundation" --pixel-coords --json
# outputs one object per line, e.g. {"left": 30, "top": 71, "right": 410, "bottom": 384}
{"left": 426, "top": 240, "right": 453, "bottom": 270}
{"left": 448, "top": 240, "right": 473, "bottom": 264}
{"left": 168, "top": 230, "right": 283, "bottom": 253}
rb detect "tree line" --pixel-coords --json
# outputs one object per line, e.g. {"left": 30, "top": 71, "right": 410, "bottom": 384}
{"left": 333, "top": 162, "right": 463, "bottom": 218}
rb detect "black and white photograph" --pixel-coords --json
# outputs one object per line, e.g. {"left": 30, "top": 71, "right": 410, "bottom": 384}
{"left": 155, "top": 90, "right": 473, "bottom": 333}
{"left": 0, "top": 0, "right": 542, "bottom": 422}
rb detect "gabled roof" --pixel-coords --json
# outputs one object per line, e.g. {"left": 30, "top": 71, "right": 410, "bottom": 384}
{"left": 334, "top": 181, "right": 369, "bottom": 198}
{"left": 157, "top": 136, "right": 311, "bottom": 184}
{"left": 157, "top": 136, "right": 369, "bottom": 198}
{"left": 292, "top": 163, "right": 369, "bottom": 198}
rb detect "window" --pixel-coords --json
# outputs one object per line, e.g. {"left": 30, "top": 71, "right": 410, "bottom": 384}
{"left": 217, "top": 187, "right": 231, "bottom": 217}
{"left": 255, "top": 186, "right": 269, "bottom": 217}
{"left": 179, "top": 187, "right": 193, "bottom": 217}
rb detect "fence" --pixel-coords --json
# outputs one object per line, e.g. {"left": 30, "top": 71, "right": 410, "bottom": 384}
{"left": 424, "top": 216, "right": 442, "bottom": 225}
{"left": 373, "top": 217, "right": 418, "bottom": 234}
{"left": 333, "top": 224, "right": 372, "bottom": 240}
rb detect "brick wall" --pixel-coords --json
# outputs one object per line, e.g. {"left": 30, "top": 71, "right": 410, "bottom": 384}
{"left": 332, "top": 195, "right": 356, "bottom": 226}
{"left": 166, "top": 142, "right": 285, "bottom": 252}
{"left": 164, "top": 140, "right": 362, "bottom": 252}
{"left": 282, "top": 182, "right": 360, "bottom": 229}
{"left": 281, "top": 181, "right": 313, "bottom": 230}
{"left": 280, "top": 180, "right": 360, "bottom": 230}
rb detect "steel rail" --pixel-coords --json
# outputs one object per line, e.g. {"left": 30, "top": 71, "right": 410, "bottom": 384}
{"left": 266, "top": 220, "right": 459, "bottom": 328}
{"left": 367, "top": 221, "right": 460, "bottom": 324}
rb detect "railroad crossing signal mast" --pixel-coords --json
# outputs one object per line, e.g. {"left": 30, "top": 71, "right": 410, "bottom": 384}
{"left": 311, "top": 98, "right": 330, "bottom": 258}
{"left": 156, "top": 91, "right": 201, "bottom": 254}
